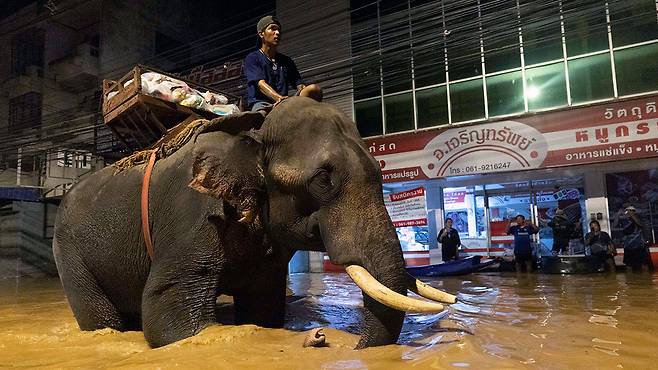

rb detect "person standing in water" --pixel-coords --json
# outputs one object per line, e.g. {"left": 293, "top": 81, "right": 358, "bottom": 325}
{"left": 584, "top": 220, "right": 616, "bottom": 272}
{"left": 618, "top": 206, "right": 653, "bottom": 272}
{"left": 438, "top": 217, "right": 461, "bottom": 262}
{"left": 548, "top": 208, "right": 574, "bottom": 256}
{"left": 506, "top": 215, "right": 539, "bottom": 272}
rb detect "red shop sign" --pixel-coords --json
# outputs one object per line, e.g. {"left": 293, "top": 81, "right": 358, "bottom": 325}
{"left": 368, "top": 95, "right": 658, "bottom": 182}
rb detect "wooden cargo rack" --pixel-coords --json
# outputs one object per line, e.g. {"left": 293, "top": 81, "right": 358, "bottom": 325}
{"left": 102, "top": 65, "right": 242, "bottom": 151}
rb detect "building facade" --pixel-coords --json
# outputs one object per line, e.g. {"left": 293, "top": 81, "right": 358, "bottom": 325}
{"left": 346, "top": 0, "right": 658, "bottom": 266}
{"left": 1, "top": 0, "right": 656, "bottom": 276}
{"left": 277, "top": 0, "right": 658, "bottom": 268}
{"left": 0, "top": 0, "right": 195, "bottom": 277}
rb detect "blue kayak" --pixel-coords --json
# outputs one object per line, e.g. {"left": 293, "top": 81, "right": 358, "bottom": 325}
{"left": 406, "top": 255, "right": 496, "bottom": 277}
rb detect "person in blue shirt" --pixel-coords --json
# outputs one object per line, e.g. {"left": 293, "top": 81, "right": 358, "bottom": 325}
{"left": 506, "top": 215, "right": 538, "bottom": 272}
{"left": 244, "top": 15, "right": 322, "bottom": 112}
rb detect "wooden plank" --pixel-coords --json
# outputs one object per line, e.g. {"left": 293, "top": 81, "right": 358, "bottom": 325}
{"left": 109, "top": 122, "right": 132, "bottom": 149}
{"left": 138, "top": 98, "right": 169, "bottom": 133}
{"left": 126, "top": 129, "right": 145, "bottom": 150}
{"left": 114, "top": 118, "right": 141, "bottom": 151}
{"left": 104, "top": 94, "right": 140, "bottom": 124}
{"left": 125, "top": 111, "right": 155, "bottom": 145}
{"left": 135, "top": 106, "right": 161, "bottom": 139}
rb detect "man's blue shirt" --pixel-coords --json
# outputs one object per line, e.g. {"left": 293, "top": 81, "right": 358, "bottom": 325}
{"left": 508, "top": 225, "right": 537, "bottom": 254}
{"left": 244, "top": 50, "right": 303, "bottom": 109}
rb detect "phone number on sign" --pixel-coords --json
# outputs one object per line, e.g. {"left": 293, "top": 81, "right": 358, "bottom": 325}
{"left": 448, "top": 161, "right": 511, "bottom": 175}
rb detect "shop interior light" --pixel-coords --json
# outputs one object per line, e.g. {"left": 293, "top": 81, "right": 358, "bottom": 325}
{"left": 526, "top": 85, "right": 540, "bottom": 99}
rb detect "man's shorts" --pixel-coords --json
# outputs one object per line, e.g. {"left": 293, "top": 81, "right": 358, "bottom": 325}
{"left": 250, "top": 101, "right": 273, "bottom": 112}
{"left": 515, "top": 252, "right": 533, "bottom": 264}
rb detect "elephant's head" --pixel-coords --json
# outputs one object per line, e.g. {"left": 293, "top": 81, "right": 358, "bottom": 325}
{"left": 191, "top": 97, "right": 455, "bottom": 348}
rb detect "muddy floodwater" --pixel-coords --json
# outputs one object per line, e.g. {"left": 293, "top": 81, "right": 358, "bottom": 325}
{"left": 1, "top": 272, "right": 657, "bottom": 369}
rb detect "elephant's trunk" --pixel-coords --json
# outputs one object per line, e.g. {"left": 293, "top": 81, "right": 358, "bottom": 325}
{"left": 354, "top": 252, "right": 408, "bottom": 349}
{"left": 321, "top": 201, "right": 445, "bottom": 348}
{"left": 318, "top": 173, "right": 455, "bottom": 347}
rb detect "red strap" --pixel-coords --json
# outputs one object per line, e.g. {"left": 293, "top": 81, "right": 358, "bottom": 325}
{"left": 141, "top": 150, "right": 157, "bottom": 260}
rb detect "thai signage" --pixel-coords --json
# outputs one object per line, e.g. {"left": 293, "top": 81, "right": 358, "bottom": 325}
{"left": 368, "top": 95, "right": 658, "bottom": 182}
{"left": 177, "top": 60, "right": 244, "bottom": 86}
{"left": 443, "top": 190, "right": 466, "bottom": 205}
{"left": 383, "top": 187, "right": 428, "bottom": 227}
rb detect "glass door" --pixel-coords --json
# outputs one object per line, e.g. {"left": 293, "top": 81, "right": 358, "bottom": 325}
{"left": 486, "top": 191, "right": 534, "bottom": 252}
{"left": 534, "top": 188, "right": 586, "bottom": 255}
{"left": 443, "top": 186, "right": 488, "bottom": 254}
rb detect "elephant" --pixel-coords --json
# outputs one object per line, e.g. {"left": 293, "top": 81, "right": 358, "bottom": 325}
{"left": 52, "top": 96, "right": 456, "bottom": 349}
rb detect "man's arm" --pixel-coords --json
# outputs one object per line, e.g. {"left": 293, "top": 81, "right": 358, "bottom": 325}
{"left": 244, "top": 53, "right": 284, "bottom": 103}
{"left": 584, "top": 232, "right": 593, "bottom": 245}
{"left": 629, "top": 212, "right": 643, "bottom": 227}
{"left": 530, "top": 222, "right": 539, "bottom": 234}
{"left": 505, "top": 219, "right": 512, "bottom": 235}
{"left": 257, "top": 80, "right": 286, "bottom": 103}
{"left": 437, "top": 229, "right": 446, "bottom": 243}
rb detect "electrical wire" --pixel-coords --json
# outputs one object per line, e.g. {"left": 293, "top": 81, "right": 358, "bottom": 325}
{"left": 1, "top": 0, "right": 655, "bottom": 165}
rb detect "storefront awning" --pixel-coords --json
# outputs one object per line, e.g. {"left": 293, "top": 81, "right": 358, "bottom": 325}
{"left": 0, "top": 187, "right": 42, "bottom": 202}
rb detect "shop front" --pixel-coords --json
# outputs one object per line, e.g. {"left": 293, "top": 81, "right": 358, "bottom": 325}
{"left": 367, "top": 94, "right": 658, "bottom": 267}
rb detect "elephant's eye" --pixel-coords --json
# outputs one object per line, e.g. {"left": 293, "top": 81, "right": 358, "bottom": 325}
{"left": 306, "top": 167, "right": 340, "bottom": 207}
{"left": 311, "top": 170, "right": 334, "bottom": 190}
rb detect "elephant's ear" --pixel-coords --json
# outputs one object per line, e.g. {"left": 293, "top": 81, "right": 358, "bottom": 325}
{"left": 188, "top": 131, "right": 264, "bottom": 223}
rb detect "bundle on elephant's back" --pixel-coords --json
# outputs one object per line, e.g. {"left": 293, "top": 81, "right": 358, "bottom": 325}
{"left": 112, "top": 112, "right": 265, "bottom": 174}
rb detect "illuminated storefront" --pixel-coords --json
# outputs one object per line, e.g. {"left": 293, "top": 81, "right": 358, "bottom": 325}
{"left": 371, "top": 95, "right": 658, "bottom": 266}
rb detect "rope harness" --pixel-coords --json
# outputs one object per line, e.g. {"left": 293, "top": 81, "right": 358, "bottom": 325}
{"left": 140, "top": 150, "right": 158, "bottom": 260}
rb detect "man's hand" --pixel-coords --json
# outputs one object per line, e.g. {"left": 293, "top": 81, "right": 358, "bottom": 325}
{"left": 258, "top": 80, "right": 287, "bottom": 104}
{"left": 273, "top": 95, "right": 288, "bottom": 108}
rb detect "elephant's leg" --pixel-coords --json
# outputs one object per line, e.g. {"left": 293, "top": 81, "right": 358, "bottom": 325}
{"left": 141, "top": 268, "right": 219, "bottom": 348}
{"left": 233, "top": 267, "right": 287, "bottom": 328}
{"left": 57, "top": 252, "right": 127, "bottom": 331}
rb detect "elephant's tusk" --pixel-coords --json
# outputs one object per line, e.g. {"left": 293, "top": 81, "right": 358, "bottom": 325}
{"left": 238, "top": 209, "right": 255, "bottom": 224}
{"left": 406, "top": 274, "right": 457, "bottom": 304}
{"left": 345, "top": 265, "right": 444, "bottom": 313}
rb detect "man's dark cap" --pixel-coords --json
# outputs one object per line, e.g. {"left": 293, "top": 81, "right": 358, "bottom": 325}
{"left": 257, "top": 15, "right": 281, "bottom": 33}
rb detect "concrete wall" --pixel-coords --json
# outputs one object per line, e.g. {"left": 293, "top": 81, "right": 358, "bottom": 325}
{"left": 99, "top": 0, "right": 192, "bottom": 79}
{"left": 0, "top": 201, "right": 58, "bottom": 279}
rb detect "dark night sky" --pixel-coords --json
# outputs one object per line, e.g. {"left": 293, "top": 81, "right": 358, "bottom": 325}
{"left": 0, "top": 0, "right": 34, "bottom": 20}
{"left": 1, "top": 0, "right": 270, "bottom": 22}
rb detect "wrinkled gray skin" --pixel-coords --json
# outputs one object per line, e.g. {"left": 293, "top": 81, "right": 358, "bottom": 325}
{"left": 53, "top": 97, "right": 406, "bottom": 349}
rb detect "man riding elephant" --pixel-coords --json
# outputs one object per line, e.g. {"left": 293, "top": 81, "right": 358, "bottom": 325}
{"left": 53, "top": 97, "right": 455, "bottom": 349}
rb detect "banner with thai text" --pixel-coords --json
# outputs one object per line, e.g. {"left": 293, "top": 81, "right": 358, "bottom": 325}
{"left": 383, "top": 187, "right": 428, "bottom": 227}
{"left": 367, "top": 95, "right": 658, "bottom": 182}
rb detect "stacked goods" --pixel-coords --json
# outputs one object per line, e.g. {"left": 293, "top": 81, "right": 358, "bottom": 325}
{"left": 105, "top": 72, "right": 240, "bottom": 116}
{"left": 102, "top": 66, "right": 242, "bottom": 151}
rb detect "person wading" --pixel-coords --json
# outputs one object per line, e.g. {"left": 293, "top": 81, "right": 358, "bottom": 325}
{"left": 618, "top": 206, "right": 653, "bottom": 272}
{"left": 506, "top": 215, "right": 539, "bottom": 272}
{"left": 244, "top": 15, "right": 322, "bottom": 113}
{"left": 548, "top": 208, "right": 574, "bottom": 256}
{"left": 584, "top": 220, "right": 616, "bottom": 272}
{"left": 438, "top": 217, "right": 461, "bottom": 262}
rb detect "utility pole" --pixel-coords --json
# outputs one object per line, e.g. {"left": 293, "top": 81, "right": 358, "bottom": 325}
{"left": 16, "top": 148, "right": 22, "bottom": 186}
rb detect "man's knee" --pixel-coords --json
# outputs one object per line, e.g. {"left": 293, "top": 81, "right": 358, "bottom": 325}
{"left": 301, "top": 84, "right": 323, "bottom": 102}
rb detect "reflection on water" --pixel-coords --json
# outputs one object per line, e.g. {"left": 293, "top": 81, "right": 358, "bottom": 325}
{"left": 1, "top": 272, "right": 657, "bottom": 369}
